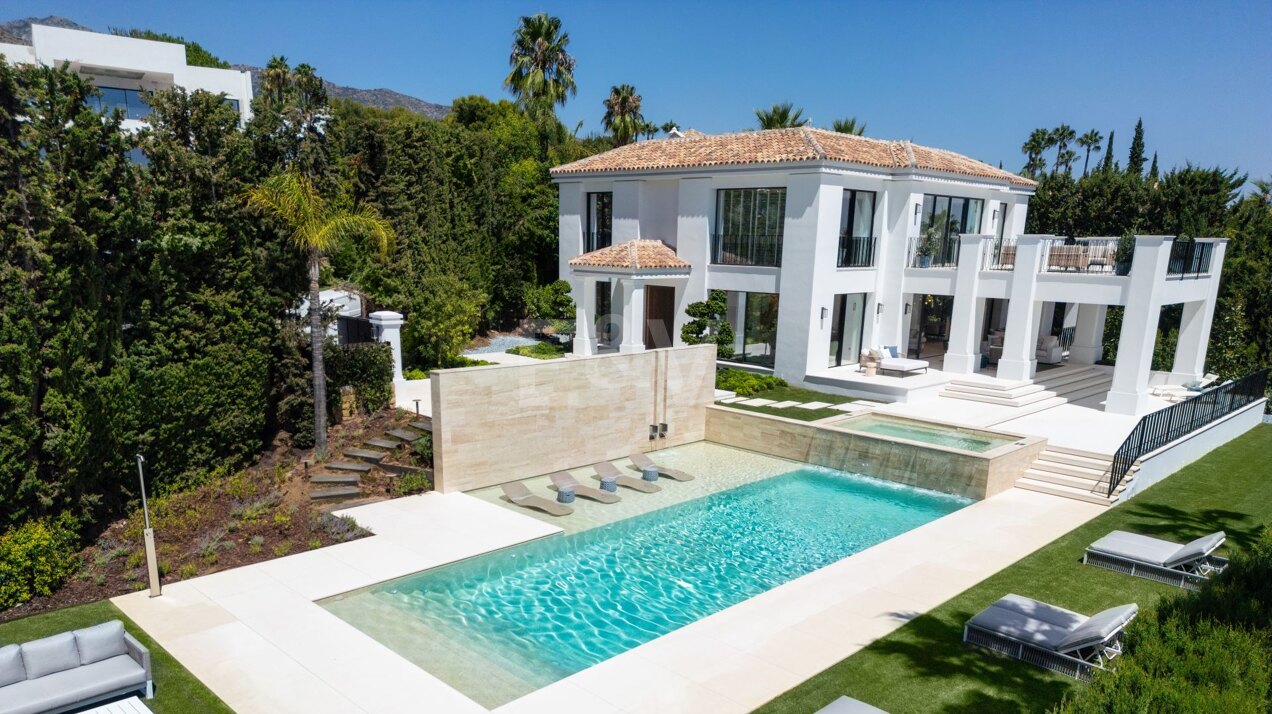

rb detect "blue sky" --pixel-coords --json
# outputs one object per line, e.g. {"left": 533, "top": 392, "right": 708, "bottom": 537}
{"left": 10, "top": 0, "right": 1272, "bottom": 182}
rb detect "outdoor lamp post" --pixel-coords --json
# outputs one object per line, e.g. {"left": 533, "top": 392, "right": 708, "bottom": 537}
{"left": 136, "top": 454, "right": 161, "bottom": 597}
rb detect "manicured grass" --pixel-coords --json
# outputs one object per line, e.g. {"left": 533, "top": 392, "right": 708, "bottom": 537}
{"left": 756, "top": 424, "right": 1272, "bottom": 714}
{"left": 507, "top": 341, "right": 567, "bottom": 359}
{"left": 0, "top": 600, "right": 231, "bottom": 713}
{"left": 719, "top": 384, "right": 855, "bottom": 421}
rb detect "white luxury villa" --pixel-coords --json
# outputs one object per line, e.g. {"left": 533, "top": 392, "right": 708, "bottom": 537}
{"left": 554, "top": 127, "right": 1226, "bottom": 417}
{"left": 0, "top": 24, "right": 254, "bottom": 131}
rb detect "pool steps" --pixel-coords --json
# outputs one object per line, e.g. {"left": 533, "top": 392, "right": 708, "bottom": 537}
{"left": 1014, "top": 445, "right": 1135, "bottom": 506}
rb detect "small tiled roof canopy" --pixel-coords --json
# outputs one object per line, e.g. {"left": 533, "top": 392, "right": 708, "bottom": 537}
{"left": 568, "top": 239, "right": 690, "bottom": 271}
{"left": 552, "top": 127, "right": 1036, "bottom": 187}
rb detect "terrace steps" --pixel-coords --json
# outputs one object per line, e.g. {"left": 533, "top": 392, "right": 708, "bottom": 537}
{"left": 363, "top": 438, "right": 402, "bottom": 450}
{"left": 308, "top": 422, "right": 430, "bottom": 503}
{"left": 1013, "top": 446, "right": 1135, "bottom": 506}
{"left": 386, "top": 428, "right": 423, "bottom": 443}
{"left": 940, "top": 366, "right": 1111, "bottom": 408}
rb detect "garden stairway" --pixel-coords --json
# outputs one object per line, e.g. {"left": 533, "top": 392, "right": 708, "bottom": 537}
{"left": 308, "top": 418, "right": 432, "bottom": 502}
{"left": 1013, "top": 445, "right": 1138, "bottom": 506}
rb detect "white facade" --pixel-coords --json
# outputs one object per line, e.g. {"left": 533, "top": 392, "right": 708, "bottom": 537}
{"left": 0, "top": 25, "right": 253, "bottom": 128}
{"left": 555, "top": 146, "right": 1228, "bottom": 417}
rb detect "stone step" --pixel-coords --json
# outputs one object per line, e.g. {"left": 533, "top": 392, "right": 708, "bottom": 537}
{"left": 386, "top": 429, "right": 422, "bottom": 443}
{"left": 1014, "top": 478, "right": 1116, "bottom": 505}
{"left": 1051, "top": 375, "right": 1113, "bottom": 397}
{"left": 1029, "top": 458, "right": 1110, "bottom": 481}
{"left": 409, "top": 420, "right": 433, "bottom": 432}
{"left": 363, "top": 438, "right": 401, "bottom": 450}
{"left": 343, "top": 448, "right": 387, "bottom": 463}
{"left": 309, "top": 486, "right": 363, "bottom": 501}
{"left": 325, "top": 460, "right": 373, "bottom": 473}
{"left": 942, "top": 381, "right": 1048, "bottom": 399}
{"left": 940, "top": 388, "right": 1057, "bottom": 407}
{"left": 1022, "top": 468, "right": 1113, "bottom": 492}
{"left": 1036, "top": 449, "right": 1113, "bottom": 471}
{"left": 311, "top": 472, "right": 360, "bottom": 485}
{"left": 1042, "top": 443, "right": 1119, "bottom": 461}
{"left": 1035, "top": 368, "right": 1109, "bottom": 390}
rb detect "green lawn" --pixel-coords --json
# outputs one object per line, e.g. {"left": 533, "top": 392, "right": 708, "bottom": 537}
{"left": 719, "top": 384, "right": 855, "bottom": 421}
{"left": 0, "top": 601, "right": 231, "bottom": 713}
{"left": 757, "top": 423, "right": 1272, "bottom": 714}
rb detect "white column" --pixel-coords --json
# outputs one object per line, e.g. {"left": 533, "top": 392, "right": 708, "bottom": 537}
{"left": 1037, "top": 302, "right": 1056, "bottom": 344}
{"left": 942, "top": 234, "right": 990, "bottom": 374}
{"left": 619, "top": 279, "right": 646, "bottom": 353}
{"left": 572, "top": 276, "right": 596, "bottom": 356}
{"left": 369, "top": 311, "right": 405, "bottom": 382}
{"left": 1106, "top": 236, "right": 1175, "bottom": 415}
{"left": 1170, "top": 239, "right": 1227, "bottom": 381}
{"left": 996, "top": 236, "right": 1047, "bottom": 381}
{"left": 1069, "top": 303, "right": 1107, "bottom": 364}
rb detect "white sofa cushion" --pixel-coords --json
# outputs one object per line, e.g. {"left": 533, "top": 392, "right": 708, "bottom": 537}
{"left": 0, "top": 646, "right": 23, "bottom": 688}
{"left": 19, "top": 632, "right": 79, "bottom": 680}
{"left": 880, "top": 357, "right": 929, "bottom": 372}
{"left": 73, "top": 621, "right": 127, "bottom": 666}
{"left": 0, "top": 655, "right": 145, "bottom": 714}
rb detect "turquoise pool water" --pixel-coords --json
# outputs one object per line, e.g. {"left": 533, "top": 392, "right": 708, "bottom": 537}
{"left": 322, "top": 468, "right": 969, "bottom": 707}
{"left": 841, "top": 415, "right": 1015, "bottom": 453}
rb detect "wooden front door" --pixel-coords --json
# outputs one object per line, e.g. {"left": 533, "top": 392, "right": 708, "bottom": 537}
{"left": 644, "top": 285, "right": 676, "bottom": 349}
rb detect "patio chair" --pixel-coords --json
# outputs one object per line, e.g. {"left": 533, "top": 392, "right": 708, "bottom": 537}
{"left": 550, "top": 471, "right": 620, "bottom": 504}
{"left": 963, "top": 594, "right": 1137, "bottom": 681}
{"left": 629, "top": 452, "right": 694, "bottom": 481}
{"left": 593, "top": 461, "right": 661, "bottom": 493}
{"left": 1083, "top": 530, "right": 1227, "bottom": 590}
{"left": 500, "top": 481, "right": 573, "bottom": 516}
{"left": 815, "top": 696, "right": 889, "bottom": 714}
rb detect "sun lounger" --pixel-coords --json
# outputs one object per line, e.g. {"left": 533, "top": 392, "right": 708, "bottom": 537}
{"left": 550, "top": 471, "right": 620, "bottom": 504}
{"left": 500, "top": 481, "right": 573, "bottom": 516}
{"left": 1083, "top": 530, "right": 1227, "bottom": 590}
{"left": 963, "top": 594, "right": 1137, "bottom": 680}
{"left": 815, "top": 695, "right": 889, "bottom": 713}
{"left": 629, "top": 452, "right": 694, "bottom": 481}
{"left": 593, "top": 461, "right": 660, "bottom": 493}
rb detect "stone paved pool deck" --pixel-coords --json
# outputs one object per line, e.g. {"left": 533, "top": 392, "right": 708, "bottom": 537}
{"left": 114, "top": 468, "right": 1102, "bottom": 714}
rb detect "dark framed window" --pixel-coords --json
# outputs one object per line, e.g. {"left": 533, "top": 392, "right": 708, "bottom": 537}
{"left": 586, "top": 192, "right": 613, "bottom": 253}
{"left": 94, "top": 86, "right": 149, "bottom": 120}
{"left": 918, "top": 194, "right": 984, "bottom": 266}
{"left": 838, "top": 189, "right": 876, "bottom": 267}
{"left": 712, "top": 187, "right": 786, "bottom": 266}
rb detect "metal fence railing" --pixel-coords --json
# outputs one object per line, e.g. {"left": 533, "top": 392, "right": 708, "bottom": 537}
{"left": 837, "top": 234, "right": 877, "bottom": 268}
{"left": 1107, "top": 369, "right": 1269, "bottom": 496}
{"left": 1040, "top": 238, "right": 1122, "bottom": 274}
{"left": 907, "top": 234, "right": 959, "bottom": 268}
{"left": 1167, "top": 240, "right": 1214, "bottom": 277}
{"left": 711, "top": 233, "right": 783, "bottom": 267}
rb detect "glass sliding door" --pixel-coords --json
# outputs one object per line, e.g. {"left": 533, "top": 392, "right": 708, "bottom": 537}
{"left": 828, "top": 293, "right": 866, "bottom": 367}
{"left": 918, "top": 194, "right": 986, "bottom": 267}
{"left": 721, "top": 291, "right": 780, "bottom": 367}
{"left": 838, "top": 190, "right": 876, "bottom": 267}
{"left": 586, "top": 192, "right": 613, "bottom": 252}
{"left": 713, "top": 188, "right": 786, "bottom": 266}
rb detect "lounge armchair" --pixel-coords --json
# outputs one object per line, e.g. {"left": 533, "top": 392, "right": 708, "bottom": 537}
{"left": 593, "top": 461, "right": 661, "bottom": 493}
{"left": 0, "top": 620, "right": 152, "bottom": 714}
{"left": 550, "top": 471, "right": 620, "bottom": 504}
{"left": 964, "top": 594, "right": 1137, "bottom": 680}
{"left": 629, "top": 452, "right": 693, "bottom": 481}
{"left": 816, "top": 696, "right": 888, "bottom": 714}
{"left": 1084, "top": 530, "right": 1227, "bottom": 591}
{"left": 871, "top": 346, "right": 928, "bottom": 376}
{"left": 500, "top": 481, "right": 572, "bottom": 516}
{"left": 1150, "top": 373, "right": 1220, "bottom": 402}
{"left": 1036, "top": 335, "right": 1063, "bottom": 364}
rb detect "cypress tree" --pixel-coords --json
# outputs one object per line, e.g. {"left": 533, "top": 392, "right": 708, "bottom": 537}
{"left": 1149, "top": 152, "right": 1159, "bottom": 180}
{"left": 1100, "top": 130, "right": 1116, "bottom": 172}
{"left": 1128, "top": 118, "right": 1146, "bottom": 176}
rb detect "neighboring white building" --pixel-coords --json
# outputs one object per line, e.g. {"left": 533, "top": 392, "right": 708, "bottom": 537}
{"left": 0, "top": 24, "right": 253, "bottom": 129}
{"left": 552, "top": 127, "right": 1226, "bottom": 416}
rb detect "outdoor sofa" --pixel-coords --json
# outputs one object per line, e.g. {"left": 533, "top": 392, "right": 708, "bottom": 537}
{"left": 963, "top": 594, "right": 1137, "bottom": 681}
{"left": 870, "top": 346, "right": 928, "bottom": 376}
{"left": 0, "top": 620, "right": 152, "bottom": 714}
{"left": 1083, "top": 530, "right": 1227, "bottom": 590}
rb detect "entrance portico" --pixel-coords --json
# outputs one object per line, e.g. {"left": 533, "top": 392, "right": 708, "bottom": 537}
{"left": 567, "top": 239, "right": 691, "bottom": 355}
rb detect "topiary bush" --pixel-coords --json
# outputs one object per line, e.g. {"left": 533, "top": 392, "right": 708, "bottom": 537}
{"left": 0, "top": 517, "right": 81, "bottom": 610}
{"left": 716, "top": 368, "right": 786, "bottom": 397}
{"left": 681, "top": 290, "right": 735, "bottom": 359}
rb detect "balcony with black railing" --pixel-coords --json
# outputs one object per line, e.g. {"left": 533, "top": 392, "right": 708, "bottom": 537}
{"left": 1167, "top": 240, "right": 1214, "bottom": 277}
{"left": 837, "top": 234, "right": 877, "bottom": 268}
{"left": 711, "top": 233, "right": 783, "bottom": 267}
{"left": 906, "top": 234, "right": 959, "bottom": 268}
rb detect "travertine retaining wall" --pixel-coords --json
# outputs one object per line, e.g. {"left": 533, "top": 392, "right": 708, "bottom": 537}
{"left": 705, "top": 406, "right": 1044, "bottom": 500}
{"left": 432, "top": 345, "right": 716, "bottom": 492}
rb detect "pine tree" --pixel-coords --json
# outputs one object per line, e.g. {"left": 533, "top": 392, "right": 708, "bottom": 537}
{"left": 1127, "top": 119, "right": 1146, "bottom": 176}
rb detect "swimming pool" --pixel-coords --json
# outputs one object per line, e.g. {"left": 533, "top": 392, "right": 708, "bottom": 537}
{"left": 322, "top": 467, "right": 968, "bottom": 707}
{"left": 837, "top": 414, "right": 1016, "bottom": 453}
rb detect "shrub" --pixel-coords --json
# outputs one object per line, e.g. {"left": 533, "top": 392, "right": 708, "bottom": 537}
{"left": 402, "top": 275, "right": 486, "bottom": 370}
{"left": 394, "top": 472, "right": 432, "bottom": 496}
{"left": 317, "top": 513, "right": 367, "bottom": 542}
{"left": 522, "top": 280, "right": 574, "bottom": 320}
{"left": 0, "top": 518, "right": 81, "bottom": 609}
{"left": 402, "top": 368, "right": 429, "bottom": 381}
{"left": 445, "top": 355, "right": 492, "bottom": 368}
{"left": 716, "top": 368, "right": 786, "bottom": 397}
{"left": 507, "top": 341, "right": 565, "bottom": 360}
{"left": 412, "top": 433, "right": 433, "bottom": 466}
{"left": 681, "top": 290, "right": 735, "bottom": 359}
{"left": 326, "top": 342, "right": 394, "bottom": 414}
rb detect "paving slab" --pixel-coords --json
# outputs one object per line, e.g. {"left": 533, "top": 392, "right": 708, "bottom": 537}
{"left": 767, "top": 401, "right": 802, "bottom": 409}
{"left": 719, "top": 396, "right": 750, "bottom": 404}
{"left": 794, "top": 401, "right": 834, "bottom": 409}
{"left": 739, "top": 398, "right": 776, "bottom": 406}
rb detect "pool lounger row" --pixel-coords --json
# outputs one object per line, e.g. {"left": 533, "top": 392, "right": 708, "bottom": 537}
{"left": 501, "top": 455, "right": 694, "bottom": 516}
{"left": 1083, "top": 530, "right": 1227, "bottom": 591}
{"left": 963, "top": 594, "right": 1137, "bottom": 681}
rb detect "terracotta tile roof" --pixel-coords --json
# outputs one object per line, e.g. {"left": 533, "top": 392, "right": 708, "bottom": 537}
{"left": 552, "top": 127, "right": 1036, "bottom": 187}
{"left": 568, "top": 239, "right": 691, "bottom": 271}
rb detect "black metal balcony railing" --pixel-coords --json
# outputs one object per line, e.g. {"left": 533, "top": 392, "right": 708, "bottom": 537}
{"left": 1107, "top": 368, "right": 1269, "bottom": 497}
{"left": 584, "top": 230, "right": 612, "bottom": 254}
{"left": 907, "top": 234, "right": 960, "bottom": 268}
{"left": 1167, "top": 240, "right": 1214, "bottom": 277}
{"left": 711, "top": 233, "right": 783, "bottom": 267}
{"left": 837, "top": 234, "right": 877, "bottom": 268}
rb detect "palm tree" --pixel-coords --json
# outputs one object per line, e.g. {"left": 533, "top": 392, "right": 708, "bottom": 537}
{"left": 247, "top": 171, "right": 395, "bottom": 457}
{"left": 260, "top": 56, "right": 291, "bottom": 104}
{"left": 1050, "top": 124, "right": 1076, "bottom": 175}
{"left": 601, "top": 84, "right": 644, "bottom": 146}
{"left": 755, "top": 102, "right": 809, "bottom": 129}
{"left": 1021, "top": 128, "right": 1050, "bottom": 177}
{"left": 504, "top": 13, "right": 577, "bottom": 114}
{"left": 1076, "top": 129, "right": 1103, "bottom": 176}
{"left": 831, "top": 117, "right": 866, "bottom": 135}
